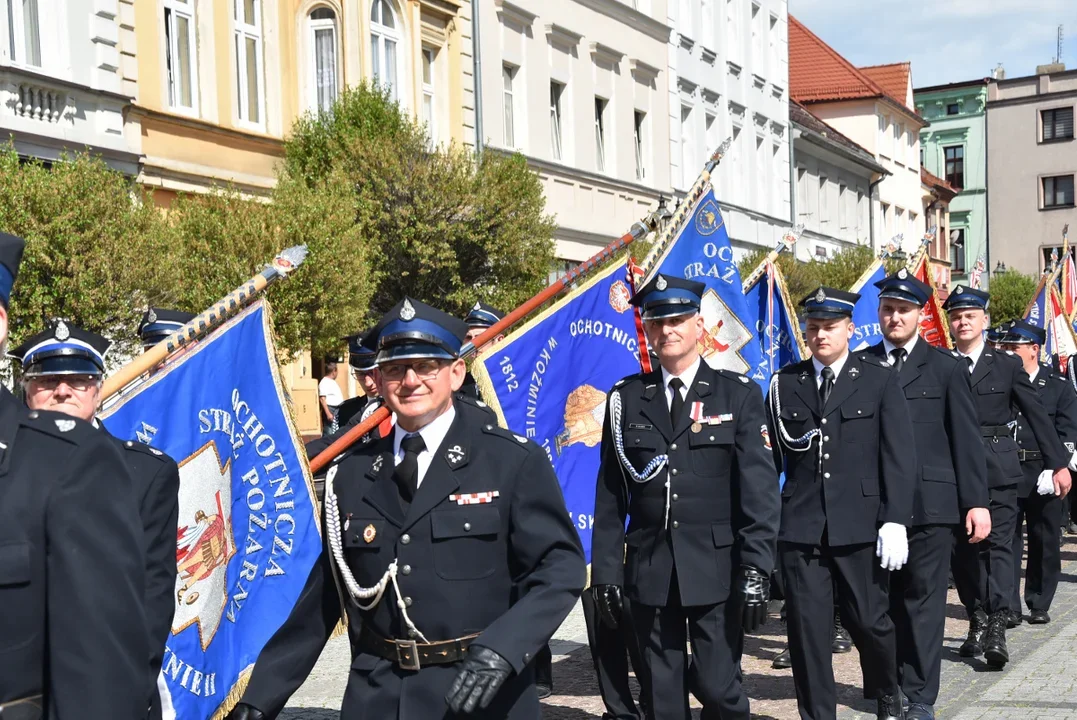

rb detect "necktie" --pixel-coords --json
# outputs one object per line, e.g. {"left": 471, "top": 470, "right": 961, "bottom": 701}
{"left": 819, "top": 366, "right": 835, "bottom": 408}
{"left": 890, "top": 348, "right": 907, "bottom": 373}
{"left": 394, "top": 433, "right": 426, "bottom": 510}
{"left": 669, "top": 377, "right": 685, "bottom": 425}
{"left": 965, "top": 356, "right": 974, "bottom": 374}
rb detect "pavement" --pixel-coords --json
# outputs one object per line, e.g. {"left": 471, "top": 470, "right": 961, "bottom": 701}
{"left": 282, "top": 533, "right": 1077, "bottom": 719}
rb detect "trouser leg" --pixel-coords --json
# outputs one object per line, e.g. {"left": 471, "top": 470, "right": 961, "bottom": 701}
{"left": 780, "top": 541, "right": 835, "bottom": 720}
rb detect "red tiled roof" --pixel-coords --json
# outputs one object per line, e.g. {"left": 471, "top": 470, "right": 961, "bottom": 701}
{"left": 921, "top": 166, "right": 958, "bottom": 199}
{"left": 789, "top": 16, "right": 885, "bottom": 104}
{"left": 861, "top": 63, "right": 911, "bottom": 109}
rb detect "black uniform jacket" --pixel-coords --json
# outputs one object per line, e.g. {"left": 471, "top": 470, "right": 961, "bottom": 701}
{"left": 102, "top": 425, "right": 181, "bottom": 713}
{"left": 1015, "top": 365, "right": 1077, "bottom": 497}
{"left": 0, "top": 387, "right": 148, "bottom": 718}
{"left": 968, "top": 348, "right": 1070, "bottom": 487}
{"left": 591, "top": 361, "right": 780, "bottom": 608}
{"left": 767, "top": 353, "right": 917, "bottom": 546}
{"left": 241, "top": 399, "right": 585, "bottom": 719}
{"left": 865, "top": 341, "right": 988, "bottom": 525}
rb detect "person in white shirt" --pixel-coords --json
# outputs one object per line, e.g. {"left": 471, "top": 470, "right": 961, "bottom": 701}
{"left": 318, "top": 360, "right": 344, "bottom": 436}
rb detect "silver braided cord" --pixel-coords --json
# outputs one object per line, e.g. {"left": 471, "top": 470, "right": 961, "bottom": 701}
{"left": 609, "top": 389, "right": 668, "bottom": 483}
{"left": 768, "top": 374, "right": 821, "bottom": 463}
{"left": 324, "top": 464, "right": 430, "bottom": 643}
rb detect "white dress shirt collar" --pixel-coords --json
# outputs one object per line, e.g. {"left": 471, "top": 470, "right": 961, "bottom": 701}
{"left": 812, "top": 351, "right": 849, "bottom": 384}
{"left": 661, "top": 357, "right": 702, "bottom": 396}
{"left": 393, "top": 404, "right": 457, "bottom": 488}
{"left": 882, "top": 333, "right": 919, "bottom": 362}
{"left": 959, "top": 341, "right": 986, "bottom": 371}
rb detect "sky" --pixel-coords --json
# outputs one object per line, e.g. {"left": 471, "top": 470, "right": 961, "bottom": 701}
{"left": 790, "top": 0, "right": 1077, "bottom": 88}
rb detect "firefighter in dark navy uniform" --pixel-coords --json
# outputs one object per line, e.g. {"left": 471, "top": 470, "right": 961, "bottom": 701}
{"left": 862, "top": 271, "right": 989, "bottom": 720}
{"left": 767, "top": 286, "right": 916, "bottom": 720}
{"left": 944, "top": 286, "right": 1071, "bottom": 669}
{"left": 138, "top": 307, "right": 195, "bottom": 350}
{"left": 1001, "top": 320, "right": 1077, "bottom": 626}
{"left": 229, "top": 297, "right": 585, "bottom": 719}
{"left": 459, "top": 302, "right": 505, "bottom": 402}
{"left": 590, "top": 273, "right": 779, "bottom": 720}
{"left": 0, "top": 232, "right": 149, "bottom": 719}
{"left": 9, "top": 319, "right": 182, "bottom": 720}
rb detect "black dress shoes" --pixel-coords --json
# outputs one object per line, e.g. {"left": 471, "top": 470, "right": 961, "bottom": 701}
{"left": 1029, "top": 609, "right": 1051, "bottom": 624}
{"left": 983, "top": 610, "right": 1009, "bottom": 668}
{"left": 832, "top": 613, "right": 852, "bottom": 653}
{"left": 959, "top": 610, "right": 988, "bottom": 657}
{"left": 877, "top": 694, "right": 905, "bottom": 719}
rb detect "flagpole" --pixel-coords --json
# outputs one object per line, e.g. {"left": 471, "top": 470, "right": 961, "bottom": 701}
{"left": 740, "top": 224, "right": 803, "bottom": 292}
{"left": 100, "top": 245, "right": 309, "bottom": 401}
{"left": 309, "top": 142, "right": 735, "bottom": 474}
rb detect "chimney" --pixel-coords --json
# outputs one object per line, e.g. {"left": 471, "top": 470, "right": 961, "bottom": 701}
{"left": 1036, "top": 62, "right": 1066, "bottom": 75}
{"left": 992, "top": 63, "right": 1005, "bottom": 80}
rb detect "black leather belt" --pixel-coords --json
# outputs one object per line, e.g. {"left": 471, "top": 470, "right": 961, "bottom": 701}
{"left": 1019, "top": 449, "right": 1043, "bottom": 462}
{"left": 982, "top": 425, "right": 1012, "bottom": 438}
{"left": 0, "top": 695, "right": 43, "bottom": 720}
{"left": 358, "top": 626, "right": 478, "bottom": 671}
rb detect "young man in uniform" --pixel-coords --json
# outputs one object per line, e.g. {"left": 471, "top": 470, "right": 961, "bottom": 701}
{"left": 230, "top": 297, "right": 585, "bottom": 719}
{"left": 1001, "top": 320, "right": 1077, "bottom": 626}
{"left": 767, "top": 286, "right": 916, "bottom": 720}
{"left": 0, "top": 233, "right": 149, "bottom": 718}
{"left": 10, "top": 320, "right": 182, "bottom": 720}
{"left": 864, "top": 271, "right": 989, "bottom": 720}
{"left": 944, "top": 286, "right": 1071, "bottom": 668}
{"left": 591, "top": 274, "right": 779, "bottom": 720}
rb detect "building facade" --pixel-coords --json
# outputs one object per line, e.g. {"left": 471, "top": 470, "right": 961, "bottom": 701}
{"left": 0, "top": 0, "right": 139, "bottom": 173}
{"left": 987, "top": 67, "right": 1077, "bottom": 277}
{"left": 667, "top": 0, "right": 791, "bottom": 255}
{"left": 474, "top": 0, "right": 672, "bottom": 264}
{"left": 915, "top": 79, "right": 990, "bottom": 288}
{"left": 131, "top": 0, "right": 471, "bottom": 204}
{"left": 789, "top": 18, "right": 926, "bottom": 257}
{"left": 789, "top": 100, "right": 885, "bottom": 261}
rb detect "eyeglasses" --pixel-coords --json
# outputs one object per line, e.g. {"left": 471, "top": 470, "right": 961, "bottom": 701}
{"left": 27, "top": 374, "right": 101, "bottom": 392}
{"left": 352, "top": 369, "right": 376, "bottom": 381}
{"left": 380, "top": 359, "right": 446, "bottom": 382}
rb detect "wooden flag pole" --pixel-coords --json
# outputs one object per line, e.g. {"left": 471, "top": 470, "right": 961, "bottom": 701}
{"left": 308, "top": 142, "right": 735, "bottom": 474}
{"left": 101, "top": 245, "right": 310, "bottom": 401}
{"left": 740, "top": 223, "right": 803, "bottom": 292}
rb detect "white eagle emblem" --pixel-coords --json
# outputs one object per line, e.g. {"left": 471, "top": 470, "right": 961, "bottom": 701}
{"left": 400, "top": 299, "right": 416, "bottom": 321}
{"left": 54, "top": 320, "right": 70, "bottom": 341}
{"left": 656, "top": 276, "right": 668, "bottom": 291}
{"left": 55, "top": 419, "right": 75, "bottom": 432}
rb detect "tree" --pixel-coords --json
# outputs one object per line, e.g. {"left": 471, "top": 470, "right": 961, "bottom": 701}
{"left": 737, "top": 243, "right": 885, "bottom": 303}
{"left": 988, "top": 270, "right": 1039, "bottom": 324}
{"left": 282, "top": 84, "right": 557, "bottom": 319}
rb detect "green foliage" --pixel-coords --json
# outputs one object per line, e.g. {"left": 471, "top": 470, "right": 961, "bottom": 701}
{"left": 737, "top": 243, "right": 885, "bottom": 302}
{"left": 281, "top": 83, "right": 556, "bottom": 319}
{"left": 988, "top": 270, "right": 1039, "bottom": 325}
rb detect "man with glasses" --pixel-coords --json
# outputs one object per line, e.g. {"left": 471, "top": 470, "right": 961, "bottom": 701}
{"left": 230, "top": 297, "right": 585, "bottom": 719}
{"left": 1000, "top": 320, "right": 1077, "bottom": 627}
{"left": 944, "top": 286, "right": 1071, "bottom": 668}
{"left": 10, "top": 318, "right": 181, "bottom": 720}
{"left": 0, "top": 233, "right": 149, "bottom": 718}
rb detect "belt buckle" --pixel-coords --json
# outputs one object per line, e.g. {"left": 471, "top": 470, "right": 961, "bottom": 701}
{"left": 395, "top": 639, "right": 421, "bottom": 671}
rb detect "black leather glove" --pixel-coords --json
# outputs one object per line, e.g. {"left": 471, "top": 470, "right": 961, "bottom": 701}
{"left": 445, "top": 644, "right": 514, "bottom": 714}
{"left": 590, "top": 584, "right": 623, "bottom": 630}
{"left": 226, "top": 704, "right": 266, "bottom": 720}
{"left": 738, "top": 565, "right": 770, "bottom": 634}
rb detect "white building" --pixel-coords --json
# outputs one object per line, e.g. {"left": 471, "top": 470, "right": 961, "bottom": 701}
{"left": 0, "top": 0, "right": 139, "bottom": 174}
{"left": 667, "top": 0, "right": 791, "bottom": 255}
{"left": 473, "top": 0, "right": 673, "bottom": 265}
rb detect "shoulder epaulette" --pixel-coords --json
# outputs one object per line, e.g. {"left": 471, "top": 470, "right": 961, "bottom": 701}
{"left": 119, "top": 439, "right": 173, "bottom": 463}
{"left": 21, "top": 410, "right": 92, "bottom": 443}
{"left": 857, "top": 353, "right": 890, "bottom": 368}
{"left": 481, "top": 422, "right": 533, "bottom": 450}
{"left": 716, "top": 369, "right": 753, "bottom": 386}
{"left": 934, "top": 345, "right": 961, "bottom": 358}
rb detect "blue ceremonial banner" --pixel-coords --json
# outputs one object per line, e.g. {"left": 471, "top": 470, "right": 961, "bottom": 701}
{"left": 473, "top": 262, "right": 643, "bottom": 562}
{"left": 1025, "top": 277, "right": 1049, "bottom": 328}
{"left": 639, "top": 187, "right": 766, "bottom": 386}
{"left": 102, "top": 301, "right": 319, "bottom": 720}
{"left": 743, "top": 261, "right": 805, "bottom": 386}
{"left": 850, "top": 260, "right": 887, "bottom": 351}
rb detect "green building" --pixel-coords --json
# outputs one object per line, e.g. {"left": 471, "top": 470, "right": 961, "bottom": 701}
{"left": 915, "top": 78, "right": 992, "bottom": 288}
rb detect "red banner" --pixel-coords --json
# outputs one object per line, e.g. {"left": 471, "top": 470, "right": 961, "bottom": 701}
{"left": 913, "top": 256, "right": 953, "bottom": 349}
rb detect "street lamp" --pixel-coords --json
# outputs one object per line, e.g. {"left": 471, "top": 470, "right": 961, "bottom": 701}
{"left": 994, "top": 261, "right": 1008, "bottom": 275}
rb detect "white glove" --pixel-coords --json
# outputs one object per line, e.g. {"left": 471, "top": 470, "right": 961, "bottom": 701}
{"left": 1037, "top": 469, "right": 1056, "bottom": 495}
{"left": 876, "top": 522, "right": 908, "bottom": 571}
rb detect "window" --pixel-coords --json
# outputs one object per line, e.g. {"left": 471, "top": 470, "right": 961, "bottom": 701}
{"left": 6, "top": 0, "right": 40, "bottom": 66}
{"left": 944, "top": 145, "right": 964, "bottom": 189}
{"left": 815, "top": 245, "right": 828, "bottom": 259}
{"left": 839, "top": 184, "right": 848, "bottom": 228}
{"left": 594, "top": 97, "right": 608, "bottom": 173}
{"left": 634, "top": 110, "right": 647, "bottom": 181}
{"left": 502, "top": 64, "right": 516, "bottom": 148}
{"left": 797, "top": 167, "right": 807, "bottom": 212}
{"left": 701, "top": 0, "right": 713, "bottom": 46}
{"left": 818, "top": 176, "right": 828, "bottom": 218}
{"left": 308, "top": 7, "right": 338, "bottom": 114}
{"left": 547, "top": 259, "right": 573, "bottom": 285}
{"left": 164, "top": 0, "right": 197, "bottom": 111}
{"left": 946, "top": 102, "right": 960, "bottom": 115}
{"left": 877, "top": 114, "right": 889, "bottom": 157}
{"left": 233, "top": 0, "right": 264, "bottom": 124}
{"left": 422, "top": 47, "right": 436, "bottom": 142}
{"left": 881, "top": 202, "right": 891, "bottom": 235}
{"left": 1041, "top": 245, "right": 1076, "bottom": 271}
{"left": 705, "top": 112, "right": 718, "bottom": 159}
{"left": 726, "top": 0, "right": 741, "bottom": 61}
{"left": 920, "top": 144, "right": 925, "bottom": 167}
{"left": 680, "top": 105, "right": 694, "bottom": 188}
{"left": 550, "top": 82, "right": 564, "bottom": 162}
{"left": 371, "top": 0, "right": 402, "bottom": 103}
{"left": 1043, "top": 175, "right": 1075, "bottom": 208}
{"left": 951, "top": 229, "right": 966, "bottom": 272}
{"left": 1042, "top": 108, "right": 1074, "bottom": 142}
{"left": 893, "top": 122, "right": 902, "bottom": 164}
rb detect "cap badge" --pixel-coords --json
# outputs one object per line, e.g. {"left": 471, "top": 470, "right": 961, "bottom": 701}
{"left": 54, "top": 320, "right": 70, "bottom": 342}
{"left": 656, "top": 276, "right": 668, "bottom": 291}
{"left": 147, "top": 308, "right": 158, "bottom": 324}
{"left": 472, "top": 302, "right": 482, "bottom": 311}
{"left": 814, "top": 288, "right": 826, "bottom": 303}
{"left": 897, "top": 268, "right": 908, "bottom": 280}
{"left": 55, "top": 419, "right": 75, "bottom": 432}
{"left": 400, "top": 299, "right": 416, "bottom": 321}
{"left": 956, "top": 286, "right": 964, "bottom": 295}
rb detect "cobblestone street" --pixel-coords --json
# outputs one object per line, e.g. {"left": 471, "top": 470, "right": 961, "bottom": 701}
{"left": 281, "top": 535, "right": 1077, "bottom": 719}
